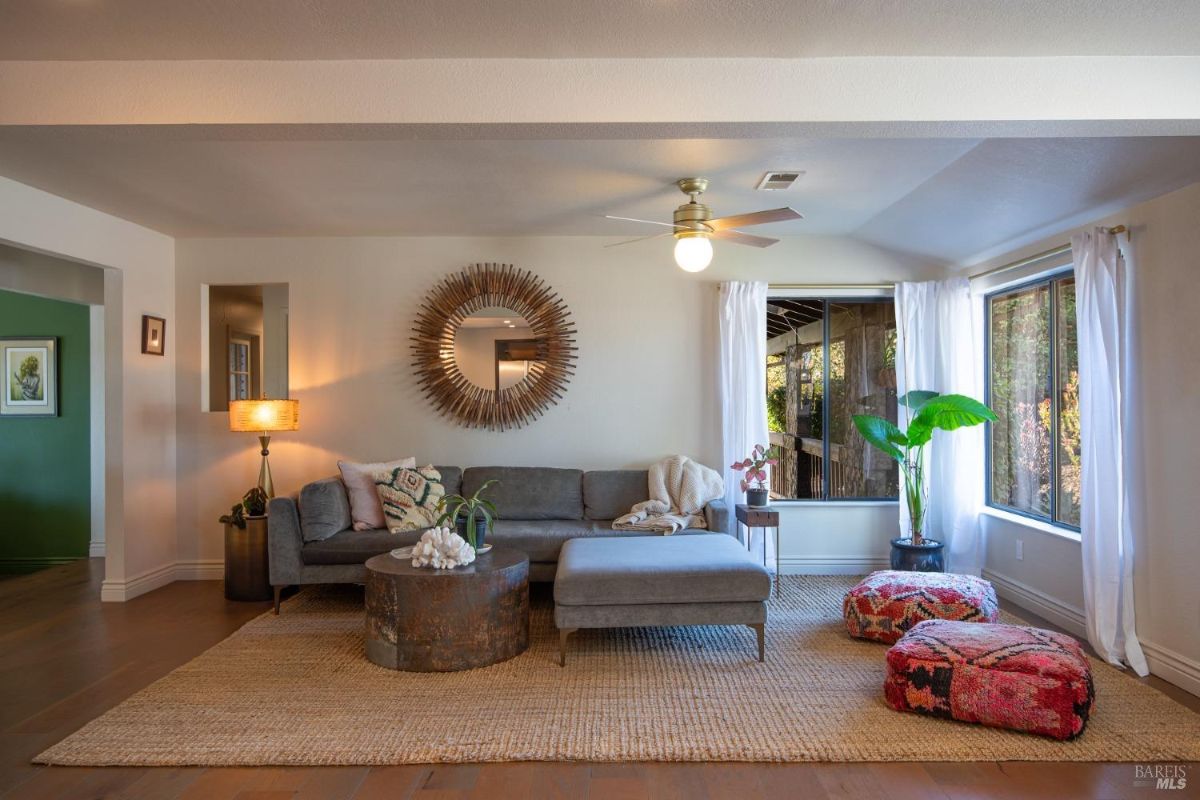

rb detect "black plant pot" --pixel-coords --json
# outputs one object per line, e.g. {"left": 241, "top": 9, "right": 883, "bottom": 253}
{"left": 455, "top": 514, "right": 490, "bottom": 549}
{"left": 890, "top": 537, "right": 945, "bottom": 572}
{"left": 745, "top": 488, "right": 769, "bottom": 508}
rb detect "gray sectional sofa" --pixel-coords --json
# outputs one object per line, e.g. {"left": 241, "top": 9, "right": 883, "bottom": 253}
{"left": 267, "top": 465, "right": 731, "bottom": 612}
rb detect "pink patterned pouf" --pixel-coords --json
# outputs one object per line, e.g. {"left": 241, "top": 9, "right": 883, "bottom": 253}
{"left": 843, "top": 570, "right": 999, "bottom": 644}
{"left": 885, "top": 619, "right": 1095, "bottom": 740}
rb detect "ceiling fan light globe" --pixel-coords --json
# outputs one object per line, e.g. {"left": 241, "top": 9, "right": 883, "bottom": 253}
{"left": 674, "top": 236, "right": 713, "bottom": 272}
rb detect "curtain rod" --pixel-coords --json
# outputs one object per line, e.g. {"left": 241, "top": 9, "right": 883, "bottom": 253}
{"left": 769, "top": 225, "right": 1129, "bottom": 291}
{"left": 969, "top": 224, "right": 1129, "bottom": 283}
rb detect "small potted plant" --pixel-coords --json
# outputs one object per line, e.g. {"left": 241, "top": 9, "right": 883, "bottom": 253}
{"left": 731, "top": 444, "right": 777, "bottom": 508}
{"left": 852, "top": 391, "right": 995, "bottom": 572}
{"left": 218, "top": 486, "right": 269, "bottom": 529}
{"left": 435, "top": 479, "right": 499, "bottom": 551}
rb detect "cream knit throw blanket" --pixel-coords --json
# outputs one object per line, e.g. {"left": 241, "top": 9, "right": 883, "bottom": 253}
{"left": 613, "top": 455, "right": 724, "bottom": 534}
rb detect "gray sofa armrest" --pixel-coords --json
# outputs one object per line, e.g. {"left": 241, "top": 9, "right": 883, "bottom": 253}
{"left": 705, "top": 498, "right": 732, "bottom": 536}
{"left": 268, "top": 495, "right": 304, "bottom": 586}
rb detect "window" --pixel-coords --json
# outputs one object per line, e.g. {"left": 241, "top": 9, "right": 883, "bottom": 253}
{"left": 986, "top": 271, "right": 1081, "bottom": 528}
{"left": 765, "top": 297, "right": 898, "bottom": 501}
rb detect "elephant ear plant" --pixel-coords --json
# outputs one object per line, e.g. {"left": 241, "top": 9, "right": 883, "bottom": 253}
{"left": 852, "top": 391, "right": 996, "bottom": 547}
{"left": 435, "top": 479, "right": 499, "bottom": 550}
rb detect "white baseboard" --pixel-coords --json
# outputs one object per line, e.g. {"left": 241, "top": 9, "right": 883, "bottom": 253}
{"left": 101, "top": 561, "right": 177, "bottom": 602}
{"left": 780, "top": 556, "right": 889, "bottom": 575}
{"left": 101, "top": 559, "right": 224, "bottom": 601}
{"left": 88, "top": 541, "right": 105, "bottom": 557}
{"left": 1142, "top": 640, "right": 1200, "bottom": 698}
{"left": 981, "top": 568, "right": 1087, "bottom": 638}
{"left": 175, "top": 559, "right": 224, "bottom": 580}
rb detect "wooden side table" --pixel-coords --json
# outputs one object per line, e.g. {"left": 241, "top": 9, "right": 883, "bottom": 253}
{"left": 364, "top": 547, "right": 530, "bottom": 672}
{"left": 736, "top": 504, "right": 780, "bottom": 593}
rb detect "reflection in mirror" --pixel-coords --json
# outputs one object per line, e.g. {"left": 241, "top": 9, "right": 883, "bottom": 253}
{"left": 453, "top": 307, "right": 542, "bottom": 391}
{"left": 204, "top": 284, "right": 289, "bottom": 412}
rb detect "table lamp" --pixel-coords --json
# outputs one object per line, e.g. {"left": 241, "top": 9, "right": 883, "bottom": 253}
{"left": 229, "top": 398, "right": 300, "bottom": 498}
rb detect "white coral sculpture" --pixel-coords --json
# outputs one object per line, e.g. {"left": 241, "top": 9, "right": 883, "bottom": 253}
{"left": 411, "top": 526, "right": 476, "bottom": 569}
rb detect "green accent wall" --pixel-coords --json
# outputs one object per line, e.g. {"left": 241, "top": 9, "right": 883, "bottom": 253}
{"left": 0, "top": 289, "right": 90, "bottom": 573}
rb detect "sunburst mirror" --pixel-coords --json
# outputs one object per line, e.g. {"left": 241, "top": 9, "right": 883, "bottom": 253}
{"left": 411, "top": 263, "right": 577, "bottom": 430}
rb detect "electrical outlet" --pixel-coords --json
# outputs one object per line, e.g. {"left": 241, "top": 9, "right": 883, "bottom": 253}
{"left": 1016, "top": 539, "right": 1024, "bottom": 561}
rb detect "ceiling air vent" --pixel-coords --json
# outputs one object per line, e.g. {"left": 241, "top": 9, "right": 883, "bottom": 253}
{"left": 756, "top": 171, "right": 805, "bottom": 191}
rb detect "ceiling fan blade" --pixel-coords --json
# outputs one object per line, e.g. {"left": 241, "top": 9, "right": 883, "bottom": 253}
{"left": 603, "top": 214, "right": 684, "bottom": 230}
{"left": 707, "top": 207, "right": 803, "bottom": 231}
{"left": 713, "top": 229, "right": 779, "bottom": 248}
{"left": 603, "top": 232, "right": 674, "bottom": 248}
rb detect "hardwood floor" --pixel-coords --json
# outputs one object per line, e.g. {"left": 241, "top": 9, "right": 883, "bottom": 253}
{"left": 1, "top": 560, "right": 1196, "bottom": 800}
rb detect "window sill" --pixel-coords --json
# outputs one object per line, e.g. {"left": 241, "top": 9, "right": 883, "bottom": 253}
{"left": 979, "top": 506, "right": 1081, "bottom": 542}
{"left": 770, "top": 499, "right": 900, "bottom": 508}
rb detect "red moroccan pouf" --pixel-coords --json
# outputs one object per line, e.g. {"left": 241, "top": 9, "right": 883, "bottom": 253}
{"left": 843, "top": 570, "right": 999, "bottom": 644}
{"left": 885, "top": 619, "right": 1095, "bottom": 740}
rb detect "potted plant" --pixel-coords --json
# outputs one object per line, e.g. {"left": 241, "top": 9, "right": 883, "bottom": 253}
{"left": 435, "top": 479, "right": 499, "bottom": 551}
{"left": 731, "top": 444, "right": 778, "bottom": 508}
{"left": 853, "top": 391, "right": 995, "bottom": 572}
{"left": 218, "top": 486, "right": 269, "bottom": 529}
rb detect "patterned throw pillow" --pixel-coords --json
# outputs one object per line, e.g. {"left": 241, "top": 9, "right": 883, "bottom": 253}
{"left": 373, "top": 466, "right": 445, "bottom": 532}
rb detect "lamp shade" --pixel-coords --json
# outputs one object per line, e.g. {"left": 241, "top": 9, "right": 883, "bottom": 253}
{"left": 229, "top": 399, "right": 300, "bottom": 432}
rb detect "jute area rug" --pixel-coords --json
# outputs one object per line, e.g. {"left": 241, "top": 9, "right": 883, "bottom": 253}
{"left": 37, "top": 575, "right": 1200, "bottom": 766}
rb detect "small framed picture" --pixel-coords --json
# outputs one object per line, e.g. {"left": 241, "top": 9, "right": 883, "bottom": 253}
{"left": 2, "top": 337, "right": 58, "bottom": 418}
{"left": 142, "top": 315, "right": 166, "bottom": 356}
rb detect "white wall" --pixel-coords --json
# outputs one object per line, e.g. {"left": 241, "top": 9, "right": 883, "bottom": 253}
{"left": 964, "top": 180, "right": 1200, "bottom": 695}
{"left": 174, "top": 235, "right": 937, "bottom": 571}
{"left": 0, "top": 177, "right": 176, "bottom": 600}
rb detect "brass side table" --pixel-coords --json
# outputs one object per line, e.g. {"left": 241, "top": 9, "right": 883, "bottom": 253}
{"left": 735, "top": 504, "right": 780, "bottom": 593}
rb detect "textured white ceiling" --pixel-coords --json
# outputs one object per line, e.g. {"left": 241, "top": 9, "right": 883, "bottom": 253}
{"left": 0, "top": 0, "right": 1197, "bottom": 59}
{"left": 1, "top": 130, "right": 1198, "bottom": 264}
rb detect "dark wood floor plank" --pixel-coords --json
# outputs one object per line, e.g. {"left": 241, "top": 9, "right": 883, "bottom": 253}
{"left": 349, "top": 766, "right": 427, "bottom": 800}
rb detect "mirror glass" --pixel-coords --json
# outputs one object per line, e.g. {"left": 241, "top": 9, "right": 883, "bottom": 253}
{"left": 204, "top": 283, "right": 289, "bottom": 412}
{"left": 452, "top": 307, "right": 542, "bottom": 391}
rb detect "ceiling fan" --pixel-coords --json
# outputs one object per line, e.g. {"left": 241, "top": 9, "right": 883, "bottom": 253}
{"left": 605, "top": 178, "right": 803, "bottom": 272}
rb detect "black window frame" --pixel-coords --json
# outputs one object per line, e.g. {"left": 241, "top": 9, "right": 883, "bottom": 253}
{"left": 766, "top": 295, "right": 899, "bottom": 503}
{"left": 983, "top": 267, "right": 1082, "bottom": 532}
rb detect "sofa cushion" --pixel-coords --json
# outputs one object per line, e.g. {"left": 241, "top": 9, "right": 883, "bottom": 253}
{"left": 374, "top": 465, "right": 446, "bottom": 531}
{"left": 434, "top": 466, "right": 462, "bottom": 498}
{"left": 583, "top": 470, "right": 648, "bottom": 520}
{"left": 338, "top": 456, "right": 416, "bottom": 530}
{"left": 487, "top": 519, "right": 613, "bottom": 562}
{"left": 301, "top": 527, "right": 427, "bottom": 565}
{"left": 298, "top": 477, "right": 353, "bottom": 542}
{"left": 462, "top": 467, "right": 583, "bottom": 520}
{"left": 554, "top": 534, "right": 771, "bottom": 606}
{"left": 885, "top": 619, "right": 1094, "bottom": 740}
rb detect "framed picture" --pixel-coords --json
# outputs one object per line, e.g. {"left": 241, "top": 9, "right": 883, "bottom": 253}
{"left": 1, "top": 337, "right": 58, "bottom": 418}
{"left": 142, "top": 315, "right": 166, "bottom": 356}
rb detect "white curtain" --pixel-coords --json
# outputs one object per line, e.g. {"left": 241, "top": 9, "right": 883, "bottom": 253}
{"left": 718, "top": 281, "right": 772, "bottom": 564}
{"left": 894, "top": 278, "right": 986, "bottom": 575}
{"left": 1072, "top": 229, "right": 1149, "bottom": 675}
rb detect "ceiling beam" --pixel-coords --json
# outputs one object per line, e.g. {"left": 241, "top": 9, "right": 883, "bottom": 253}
{"left": 2, "top": 57, "right": 1199, "bottom": 128}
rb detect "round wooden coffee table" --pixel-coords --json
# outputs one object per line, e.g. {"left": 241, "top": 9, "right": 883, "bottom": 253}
{"left": 364, "top": 547, "right": 530, "bottom": 672}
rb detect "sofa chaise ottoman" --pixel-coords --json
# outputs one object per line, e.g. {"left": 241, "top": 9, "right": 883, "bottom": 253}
{"left": 553, "top": 534, "right": 771, "bottom": 666}
{"left": 843, "top": 569, "right": 1000, "bottom": 644}
{"left": 885, "top": 619, "right": 1095, "bottom": 740}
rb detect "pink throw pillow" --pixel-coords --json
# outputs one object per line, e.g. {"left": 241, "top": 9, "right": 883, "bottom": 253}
{"left": 337, "top": 457, "right": 416, "bottom": 530}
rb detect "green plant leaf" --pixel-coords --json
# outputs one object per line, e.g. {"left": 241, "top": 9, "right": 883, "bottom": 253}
{"left": 897, "top": 390, "right": 940, "bottom": 410}
{"left": 852, "top": 415, "right": 907, "bottom": 462}
{"left": 906, "top": 394, "right": 997, "bottom": 447}
{"left": 479, "top": 498, "right": 499, "bottom": 519}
